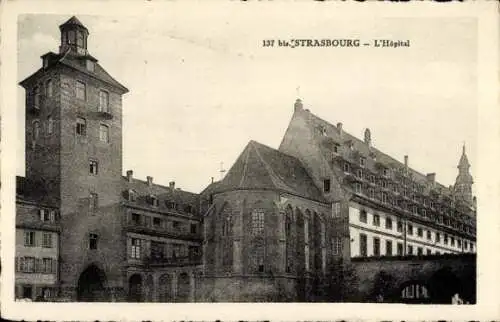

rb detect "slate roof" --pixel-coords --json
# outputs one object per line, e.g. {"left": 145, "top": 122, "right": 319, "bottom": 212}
{"left": 306, "top": 111, "right": 453, "bottom": 195}
{"left": 19, "top": 52, "right": 129, "bottom": 94}
{"left": 59, "top": 16, "right": 88, "bottom": 31}
{"left": 122, "top": 176, "right": 200, "bottom": 215}
{"left": 212, "top": 140, "right": 326, "bottom": 202}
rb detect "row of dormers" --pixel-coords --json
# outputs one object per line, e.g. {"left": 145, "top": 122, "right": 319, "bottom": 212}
{"left": 123, "top": 189, "right": 197, "bottom": 215}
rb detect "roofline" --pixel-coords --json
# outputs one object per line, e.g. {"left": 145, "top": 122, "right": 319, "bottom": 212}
{"left": 121, "top": 176, "right": 199, "bottom": 196}
{"left": 208, "top": 187, "right": 328, "bottom": 204}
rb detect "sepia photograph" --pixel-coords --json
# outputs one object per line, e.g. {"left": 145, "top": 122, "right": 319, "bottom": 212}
{"left": 1, "top": 1, "right": 499, "bottom": 321}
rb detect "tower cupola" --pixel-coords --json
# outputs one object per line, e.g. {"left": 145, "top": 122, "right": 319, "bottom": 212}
{"left": 59, "top": 16, "right": 89, "bottom": 56}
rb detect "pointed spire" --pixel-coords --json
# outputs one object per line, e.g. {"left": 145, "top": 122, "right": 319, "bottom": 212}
{"left": 458, "top": 143, "right": 470, "bottom": 169}
{"left": 454, "top": 142, "right": 473, "bottom": 204}
{"left": 59, "top": 16, "right": 88, "bottom": 31}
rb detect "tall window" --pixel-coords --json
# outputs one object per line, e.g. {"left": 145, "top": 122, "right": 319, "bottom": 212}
{"left": 68, "top": 30, "right": 76, "bottom": 44}
{"left": 47, "top": 117, "right": 54, "bottom": 135}
{"left": 285, "top": 210, "right": 293, "bottom": 273}
{"left": 436, "top": 232, "right": 441, "bottom": 243}
{"left": 254, "top": 245, "right": 265, "bottom": 272}
{"left": 99, "top": 124, "right": 109, "bottom": 143}
{"left": 359, "top": 209, "right": 367, "bottom": 223}
{"left": 76, "top": 81, "right": 86, "bottom": 100}
{"left": 357, "top": 169, "right": 363, "bottom": 178}
{"left": 373, "top": 214, "right": 380, "bottom": 227}
{"left": 99, "top": 90, "right": 109, "bottom": 113}
{"left": 417, "top": 227, "right": 423, "bottom": 237}
{"left": 89, "top": 193, "right": 98, "bottom": 212}
{"left": 360, "top": 157, "right": 366, "bottom": 168}
{"left": 343, "top": 163, "right": 350, "bottom": 172}
{"left": 33, "top": 120, "right": 40, "bottom": 140}
{"left": 323, "top": 179, "right": 331, "bottom": 193}
{"left": 42, "top": 258, "right": 53, "bottom": 273}
{"left": 89, "top": 160, "right": 98, "bottom": 175}
{"left": 131, "top": 238, "right": 142, "bottom": 258}
{"left": 407, "top": 224, "right": 413, "bottom": 235}
{"left": 417, "top": 247, "right": 423, "bottom": 255}
{"left": 373, "top": 237, "right": 380, "bottom": 256}
{"left": 24, "top": 231, "right": 35, "bottom": 247}
{"left": 427, "top": 230, "right": 432, "bottom": 240}
{"left": 381, "top": 192, "right": 388, "bottom": 203}
{"left": 76, "top": 117, "right": 86, "bottom": 136}
{"left": 397, "top": 220, "right": 403, "bottom": 232}
{"left": 407, "top": 245, "right": 413, "bottom": 255}
{"left": 385, "top": 217, "right": 393, "bottom": 230}
{"left": 251, "top": 209, "right": 265, "bottom": 235}
{"left": 359, "top": 233, "right": 367, "bottom": 257}
{"left": 354, "top": 183, "right": 362, "bottom": 194}
{"left": 89, "top": 233, "right": 99, "bottom": 250}
{"left": 46, "top": 79, "right": 53, "bottom": 97}
{"left": 34, "top": 86, "right": 41, "bottom": 108}
{"left": 397, "top": 242, "right": 403, "bottom": 256}
{"left": 332, "top": 237, "right": 342, "bottom": 255}
{"left": 386, "top": 240, "right": 393, "bottom": 256}
{"left": 42, "top": 233, "right": 52, "bottom": 248}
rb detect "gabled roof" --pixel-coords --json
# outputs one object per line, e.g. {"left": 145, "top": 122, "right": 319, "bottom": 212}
{"left": 19, "top": 52, "right": 128, "bottom": 94}
{"left": 213, "top": 140, "right": 326, "bottom": 202}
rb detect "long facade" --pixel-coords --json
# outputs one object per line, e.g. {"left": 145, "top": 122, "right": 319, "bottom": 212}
{"left": 16, "top": 16, "right": 476, "bottom": 302}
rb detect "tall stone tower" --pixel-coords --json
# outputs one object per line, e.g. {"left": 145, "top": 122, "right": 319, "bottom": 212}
{"left": 454, "top": 144, "right": 474, "bottom": 205}
{"left": 19, "top": 16, "right": 129, "bottom": 301}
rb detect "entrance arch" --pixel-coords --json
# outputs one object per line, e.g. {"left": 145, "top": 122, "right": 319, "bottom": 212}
{"left": 428, "top": 267, "right": 462, "bottom": 304}
{"left": 77, "top": 264, "right": 108, "bottom": 302}
{"left": 128, "top": 274, "right": 143, "bottom": 302}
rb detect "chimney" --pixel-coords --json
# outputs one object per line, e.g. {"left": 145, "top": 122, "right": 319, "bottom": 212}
{"left": 147, "top": 176, "right": 153, "bottom": 187}
{"left": 404, "top": 155, "right": 408, "bottom": 168}
{"left": 169, "top": 181, "right": 175, "bottom": 190}
{"left": 211, "top": 177, "right": 214, "bottom": 184}
{"left": 426, "top": 173, "right": 436, "bottom": 184}
{"left": 337, "top": 122, "right": 343, "bottom": 138}
{"left": 473, "top": 196, "right": 477, "bottom": 207}
{"left": 126, "top": 170, "right": 133, "bottom": 182}
{"left": 364, "top": 128, "right": 371, "bottom": 146}
{"left": 294, "top": 98, "right": 303, "bottom": 111}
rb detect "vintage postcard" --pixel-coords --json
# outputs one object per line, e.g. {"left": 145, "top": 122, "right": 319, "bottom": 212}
{"left": 1, "top": 0, "right": 499, "bottom": 321}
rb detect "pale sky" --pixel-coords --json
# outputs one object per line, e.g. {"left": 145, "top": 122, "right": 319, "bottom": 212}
{"left": 17, "top": 13, "right": 478, "bottom": 194}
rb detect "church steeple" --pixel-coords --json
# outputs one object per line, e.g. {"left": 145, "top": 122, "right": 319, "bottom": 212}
{"left": 454, "top": 144, "right": 474, "bottom": 204}
{"left": 59, "top": 16, "right": 89, "bottom": 56}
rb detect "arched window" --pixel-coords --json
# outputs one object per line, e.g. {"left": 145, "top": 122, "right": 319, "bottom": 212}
{"left": 33, "top": 120, "right": 40, "bottom": 140}
{"left": 251, "top": 209, "right": 265, "bottom": 236}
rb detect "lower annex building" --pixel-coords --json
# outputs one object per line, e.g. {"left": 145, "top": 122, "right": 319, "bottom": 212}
{"left": 15, "top": 16, "right": 476, "bottom": 302}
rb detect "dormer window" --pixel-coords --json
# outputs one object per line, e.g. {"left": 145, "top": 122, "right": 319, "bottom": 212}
{"left": 150, "top": 195, "right": 159, "bottom": 207}
{"left": 128, "top": 189, "right": 136, "bottom": 202}
{"left": 360, "top": 157, "right": 366, "bottom": 168}
{"left": 383, "top": 168, "right": 389, "bottom": 177}
{"left": 333, "top": 144, "right": 339, "bottom": 154}
{"left": 343, "top": 163, "right": 350, "bottom": 173}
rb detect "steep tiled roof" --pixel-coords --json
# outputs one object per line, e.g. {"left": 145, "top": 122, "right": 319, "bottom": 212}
{"left": 20, "top": 52, "right": 129, "bottom": 94}
{"left": 213, "top": 140, "right": 326, "bottom": 202}
{"left": 59, "top": 16, "right": 88, "bottom": 30}
{"left": 306, "top": 111, "right": 452, "bottom": 194}
{"left": 122, "top": 176, "right": 200, "bottom": 214}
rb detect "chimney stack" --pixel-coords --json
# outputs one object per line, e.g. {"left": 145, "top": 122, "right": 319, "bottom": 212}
{"left": 169, "top": 181, "right": 175, "bottom": 190}
{"left": 126, "top": 170, "right": 133, "bottom": 182}
{"left": 147, "top": 176, "right": 153, "bottom": 187}
{"left": 404, "top": 155, "right": 408, "bottom": 168}
{"left": 337, "top": 122, "right": 343, "bottom": 138}
{"left": 211, "top": 177, "right": 214, "bottom": 184}
{"left": 364, "top": 128, "right": 371, "bottom": 146}
{"left": 426, "top": 173, "right": 436, "bottom": 184}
